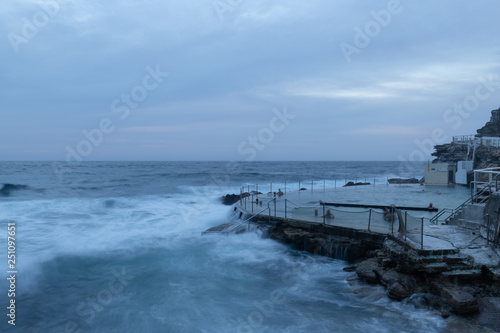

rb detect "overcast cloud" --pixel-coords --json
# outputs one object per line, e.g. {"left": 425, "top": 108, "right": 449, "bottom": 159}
{"left": 1, "top": 0, "right": 500, "bottom": 161}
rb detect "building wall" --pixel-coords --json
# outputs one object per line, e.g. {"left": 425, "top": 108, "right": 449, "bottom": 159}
{"left": 456, "top": 161, "right": 474, "bottom": 185}
{"left": 425, "top": 163, "right": 453, "bottom": 185}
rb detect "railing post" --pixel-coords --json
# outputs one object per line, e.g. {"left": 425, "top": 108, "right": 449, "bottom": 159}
{"left": 285, "top": 199, "right": 287, "bottom": 219}
{"left": 404, "top": 211, "right": 408, "bottom": 241}
{"left": 251, "top": 194, "right": 254, "bottom": 213}
{"left": 323, "top": 205, "right": 326, "bottom": 225}
{"left": 368, "top": 209, "right": 372, "bottom": 232}
{"left": 274, "top": 198, "right": 277, "bottom": 217}
{"left": 487, "top": 214, "right": 490, "bottom": 245}
{"left": 391, "top": 205, "right": 395, "bottom": 235}
{"left": 421, "top": 218, "right": 424, "bottom": 250}
{"left": 311, "top": 180, "right": 314, "bottom": 193}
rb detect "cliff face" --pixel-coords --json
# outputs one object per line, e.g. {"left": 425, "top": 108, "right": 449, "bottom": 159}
{"left": 432, "top": 107, "right": 500, "bottom": 169}
{"left": 432, "top": 143, "right": 468, "bottom": 164}
{"left": 432, "top": 144, "right": 500, "bottom": 169}
{"left": 477, "top": 109, "right": 500, "bottom": 137}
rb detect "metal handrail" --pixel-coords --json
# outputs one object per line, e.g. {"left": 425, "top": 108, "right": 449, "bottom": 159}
{"left": 223, "top": 207, "right": 270, "bottom": 233}
{"left": 430, "top": 175, "right": 500, "bottom": 224}
{"left": 240, "top": 207, "right": 270, "bottom": 224}
{"left": 430, "top": 208, "right": 453, "bottom": 224}
{"left": 472, "top": 173, "right": 500, "bottom": 202}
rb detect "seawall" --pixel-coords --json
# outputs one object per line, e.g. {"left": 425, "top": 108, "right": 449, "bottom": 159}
{"left": 250, "top": 214, "right": 385, "bottom": 262}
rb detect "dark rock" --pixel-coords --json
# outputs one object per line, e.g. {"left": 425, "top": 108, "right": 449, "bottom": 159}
{"left": 388, "top": 281, "right": 414, "bottom": 301}
{"left": 387, "top": 178, "right": 419, "bottom": 184}
{"left": 344, "top": 181, "right": 371, "bottom": 187}
{"left": 343, "top": 264, "right": 357, "bottom": 272}
{"left": 477, "top": 108, "right": 500, "bottom": 137}
{"left": 482, "top": 265, "right": 500, "bottom": 283}
{"left": 356, "top": 258, "right": 380, "bottom": 284}
{"left": 378, "top": 269, "right": 417, "bottom": 301}
{"left": 469, "top": 297, "right": 500, "bottom": 332}
{"left": 375, "top": 269, "right": 401, "bottom": 287}
{"left": 432, "top": 108, "right": 500, "bottom": 169}
{"left": 221, "top": 194, "right": 240, "bottom": 205}
{"left": 424, "top": 293, "right": 448, "bottom": 309}
{"left": 221, "top": 193, "right": 250, "bottom": 205}
{"left": 346, "top": 274, "right": 367, "bottom": 288}
{"left": 435, "top": 283, "right": 479, "bottom": 315}
{"left": 381, "top": 258, "right": 396, "bottom": 268}
{"left": 441, "top": 310, "right": 451, "bottom": 318}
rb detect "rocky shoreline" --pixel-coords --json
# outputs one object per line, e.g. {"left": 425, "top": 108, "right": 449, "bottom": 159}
{"left": 246, "top": 216, "right": 500, "bottom": 332}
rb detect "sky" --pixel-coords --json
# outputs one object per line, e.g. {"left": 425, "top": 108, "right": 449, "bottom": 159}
{"left": 1, "top": 0, "right": 500, "bottom": 162}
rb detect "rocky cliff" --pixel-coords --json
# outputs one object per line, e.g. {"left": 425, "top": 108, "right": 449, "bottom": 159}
{"left": 477, "top": 108, "right": 500, "bottom": 137}
{"left": 433, "top": 107, "right": 500, "bottom": 169}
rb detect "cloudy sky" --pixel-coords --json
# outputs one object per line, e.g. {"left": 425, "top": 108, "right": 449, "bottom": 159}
{"left": 1, "top": 0, "right": 500, "bottom": 161}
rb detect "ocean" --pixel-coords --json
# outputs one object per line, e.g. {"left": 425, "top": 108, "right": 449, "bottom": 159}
{"left": 0, "top": 161, "right": 470, "bottom": 332}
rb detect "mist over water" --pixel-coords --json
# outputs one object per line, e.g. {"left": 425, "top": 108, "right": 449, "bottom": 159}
{"left": 0, "top": 161, "right": 450, "bottom": 332}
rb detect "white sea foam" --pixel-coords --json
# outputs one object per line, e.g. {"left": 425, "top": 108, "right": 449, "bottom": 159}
{"left": 0, "top": 162, "right": 452, "bottom": 332}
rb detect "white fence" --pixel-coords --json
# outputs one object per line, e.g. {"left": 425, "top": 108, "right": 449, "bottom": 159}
{"left": 453, "top": 135, "right": 500, "bottom": 148}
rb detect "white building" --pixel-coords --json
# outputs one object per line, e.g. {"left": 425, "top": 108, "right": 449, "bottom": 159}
{"left": 425, "top": 163, "right": 456, "bottom": 186}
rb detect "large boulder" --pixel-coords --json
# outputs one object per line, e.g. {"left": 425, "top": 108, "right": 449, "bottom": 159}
{"left": 356, "top": 258, "right": 380, "bottom": 284}
{"left": 433, "top": 283, "right": 479, "bottom": 315}
{"left": 387, "top": 281, "right": 414, "bottom": 301}
{"left": 375, "top": 268, "right": 417, "bottom": 301}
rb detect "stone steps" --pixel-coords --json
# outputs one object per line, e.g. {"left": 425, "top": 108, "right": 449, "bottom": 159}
{"left": 455, "top": 219, "right": 482, "bottom": 230}
{"left": 441, "top": 269, "right": 483, "bottom": 284}
{"left": 447, "top": 203, "right": 485, "bottom": 228}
